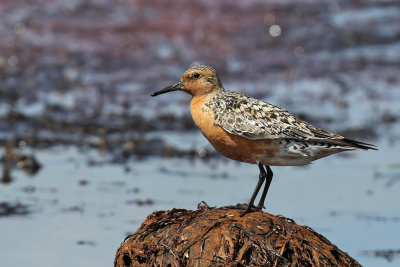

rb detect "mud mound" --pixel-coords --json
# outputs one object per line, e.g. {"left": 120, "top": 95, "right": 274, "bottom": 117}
{"left": 114, "top": 206, "right": 360, "bottom": 266}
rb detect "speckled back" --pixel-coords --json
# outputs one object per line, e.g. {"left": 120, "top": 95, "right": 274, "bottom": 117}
{"left": 205, "top": 89, "right": 340, "bottom": 141}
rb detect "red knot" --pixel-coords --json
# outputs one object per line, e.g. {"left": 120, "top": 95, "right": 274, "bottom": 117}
{"left": 151, "top": 64, "right": 377, "bottom": 216}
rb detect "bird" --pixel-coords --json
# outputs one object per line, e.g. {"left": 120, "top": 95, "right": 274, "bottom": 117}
{"left": 151, "top": 64, "right": 377, "bottom": 216}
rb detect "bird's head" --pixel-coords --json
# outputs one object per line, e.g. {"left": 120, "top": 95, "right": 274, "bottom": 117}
{"left": 151, "top": 65, "right": 222, "bottom": 97}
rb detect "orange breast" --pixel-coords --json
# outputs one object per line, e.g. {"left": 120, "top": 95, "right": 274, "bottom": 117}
{"left": 190, "top": 95, "right": 281, "bottom": 164}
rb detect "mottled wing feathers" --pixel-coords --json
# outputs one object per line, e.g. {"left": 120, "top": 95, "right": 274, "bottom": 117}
{"left": 207, "top": 90, "right": 312, "bottom": 139}
{"left": 206, "top": 90, "right": 376, "bottom": 150}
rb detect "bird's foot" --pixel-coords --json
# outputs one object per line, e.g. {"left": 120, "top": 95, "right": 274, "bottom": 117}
{"left": 219, "top": 203, "right": 264, "bottom": 216}
{"left": 239, "top": 203, "right": 263, "bottom": 217}
{"left": 256, "top": 204, "right": 265, "bottom": 210}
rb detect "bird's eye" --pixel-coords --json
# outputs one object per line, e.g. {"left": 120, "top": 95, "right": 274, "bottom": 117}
{"left": 193, "top": 73, "right": 200, "bottom": 79}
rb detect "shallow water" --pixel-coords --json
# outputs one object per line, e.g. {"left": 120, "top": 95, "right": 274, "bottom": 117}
{"left": 0, "top": 139, "right": 399, "bottom": 267}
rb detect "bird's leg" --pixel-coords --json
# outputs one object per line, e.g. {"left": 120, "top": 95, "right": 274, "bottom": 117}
{"left": 240, "top": 163, "right": 267, "bottom": 217}
{"left": 256, "top": 166, "right": 273, "bottom": 210}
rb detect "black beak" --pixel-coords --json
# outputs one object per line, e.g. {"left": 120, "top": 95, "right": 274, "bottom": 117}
{"left": 151, "top": 82, "right": 182, "bottom": 97}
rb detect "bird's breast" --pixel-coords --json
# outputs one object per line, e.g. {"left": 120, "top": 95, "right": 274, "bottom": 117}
{"left": 190, "top": 95, "right": 234, "bottom": 147}
{"left": 190, "top": 95, "right": 282, "bottom": 164}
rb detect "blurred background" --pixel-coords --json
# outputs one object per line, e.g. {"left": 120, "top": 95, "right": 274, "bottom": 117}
{"left": 0, "top": 0, "right": 399, "bottom": 266}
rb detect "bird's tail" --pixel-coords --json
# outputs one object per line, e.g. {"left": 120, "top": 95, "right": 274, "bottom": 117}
{"left": 308, "top": 137, "right": 377, "bottom": 150}
{"left": 340, "top": 138, "right": 377, "bottom": 150}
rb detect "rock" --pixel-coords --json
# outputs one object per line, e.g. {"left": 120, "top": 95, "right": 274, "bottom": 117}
{"left": 114, "top": 206, "right": 361, "bottom": 266}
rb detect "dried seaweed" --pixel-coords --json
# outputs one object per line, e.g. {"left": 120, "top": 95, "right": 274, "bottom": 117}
{"left": 115, "top": 207, "right": 361, "bottom": 266}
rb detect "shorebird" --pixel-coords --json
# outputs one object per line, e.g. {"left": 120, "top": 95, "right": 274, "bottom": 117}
{"left": 151, "top": 65, "right": 376, "bottom": 216}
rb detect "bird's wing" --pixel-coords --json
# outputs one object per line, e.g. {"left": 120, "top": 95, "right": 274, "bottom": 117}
{"left": 207, "top": 90, "right": 376, "bottom": 150}
{"left": 207, "top": 90, "right": 315, "bottom": 139}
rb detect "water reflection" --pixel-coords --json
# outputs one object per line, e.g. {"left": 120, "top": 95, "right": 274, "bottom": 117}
{"left": 269, "top": 24, "right": 282, "bottom": 37}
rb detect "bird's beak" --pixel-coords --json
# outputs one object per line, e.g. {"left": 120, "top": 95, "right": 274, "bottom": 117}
{"left": 151, "top": 82, "right": 182, "bottom": 97}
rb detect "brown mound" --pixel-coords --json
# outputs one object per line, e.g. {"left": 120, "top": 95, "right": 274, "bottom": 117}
{"left": 114, "top": 206, "right": 361, "bottom": 266}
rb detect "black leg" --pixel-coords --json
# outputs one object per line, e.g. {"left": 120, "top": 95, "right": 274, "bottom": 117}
{"left": 256, "top": 166, "right": 273, "bottom": 209}
{"left": 240, "top": 163, "right": 267, "bottom": 217}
